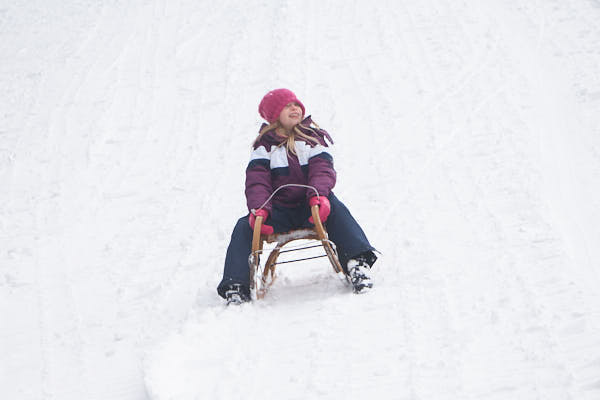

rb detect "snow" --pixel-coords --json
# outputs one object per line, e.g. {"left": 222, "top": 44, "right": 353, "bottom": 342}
{"left": 2, "top": 0, "right": 600, "bottom": 399}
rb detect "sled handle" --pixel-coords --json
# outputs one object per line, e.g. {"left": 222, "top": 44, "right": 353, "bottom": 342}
{"left": 253, "top": 184, "right": 320, "bottom": 214}
{"left": 310, "top": 204, "right": 328, "bottom": 240}
{"left": 252, "top": 215, "right": 263, "bottom": 251}
{"left": 311, "top": 204, "right": 343, "bottom": 274}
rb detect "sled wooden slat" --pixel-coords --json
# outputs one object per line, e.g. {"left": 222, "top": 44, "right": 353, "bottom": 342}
{"left": 249, "top": 204, "right": 345, "bottom": 300}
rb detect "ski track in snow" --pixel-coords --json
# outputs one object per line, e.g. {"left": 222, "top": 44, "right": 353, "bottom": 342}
{"left": 2, "top": 1, "right": 600, "bottom": 399}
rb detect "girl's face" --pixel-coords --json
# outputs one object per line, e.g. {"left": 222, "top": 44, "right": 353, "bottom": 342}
{"left": 278, "top": 102, "right": 303, "bottom": 130}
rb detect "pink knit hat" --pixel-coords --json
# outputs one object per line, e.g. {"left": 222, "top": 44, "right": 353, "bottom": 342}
{"left": 258, "top": 88, "right": 305, "bottom": 123}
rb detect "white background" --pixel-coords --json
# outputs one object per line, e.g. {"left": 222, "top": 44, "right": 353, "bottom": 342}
{"left": 2, "top": 1, "right": 600, "bottom": 399}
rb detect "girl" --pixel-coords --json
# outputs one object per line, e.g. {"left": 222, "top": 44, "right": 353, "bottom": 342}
{"left": 217, "top": 88, "right": 377, "bottom": 304}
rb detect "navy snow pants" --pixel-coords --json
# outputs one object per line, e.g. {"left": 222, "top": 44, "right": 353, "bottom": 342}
{"left": 217, "top": 193, "right": 376, "bottom": 299}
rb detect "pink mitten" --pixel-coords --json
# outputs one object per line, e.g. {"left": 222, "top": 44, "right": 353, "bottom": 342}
{"left": 308, "top": 196, "right": 331, "bottom": 224}
{"left": 249, "top": 209, "right": 274, "bottom": 235}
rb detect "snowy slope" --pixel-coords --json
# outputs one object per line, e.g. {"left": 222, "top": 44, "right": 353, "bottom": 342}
{"left": 2, "top": 1, "right": 600, "bottom": 399}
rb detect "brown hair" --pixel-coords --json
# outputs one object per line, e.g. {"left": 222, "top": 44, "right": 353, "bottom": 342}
{"left": 253, "top": 120, "right": 321, "bottom": 156}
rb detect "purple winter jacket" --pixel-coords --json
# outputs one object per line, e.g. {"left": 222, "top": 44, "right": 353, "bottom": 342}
{"left": 245, "top": 116, "right": 336, "bottom": 213}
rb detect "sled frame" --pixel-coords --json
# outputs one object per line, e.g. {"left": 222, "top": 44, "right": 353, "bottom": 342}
{"left": 248, "top": 204, "right": 346, "bottom": 299}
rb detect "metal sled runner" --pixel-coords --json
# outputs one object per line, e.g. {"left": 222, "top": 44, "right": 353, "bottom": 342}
{"left": 248, "top": 204, "right": 346, "bottom": 299}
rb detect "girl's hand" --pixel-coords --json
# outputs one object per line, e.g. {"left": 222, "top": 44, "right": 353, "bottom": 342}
{"left": 249, "top": 209, "right": 274, "bottom": 235}
{"left": 308, "top": 196, "right": 331, "bottom": 224}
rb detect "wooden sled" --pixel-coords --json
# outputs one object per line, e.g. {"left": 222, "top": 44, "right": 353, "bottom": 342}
{"left": 249, "top": 204, "right": 346, "bottom": 299}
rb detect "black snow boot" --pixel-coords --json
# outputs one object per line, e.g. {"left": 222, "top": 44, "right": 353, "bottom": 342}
{"left": 225, "top": 284, "right": 250, "bottom": 305}
{"left": 347, "top": 257, "right": 374, "bottom": 293}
